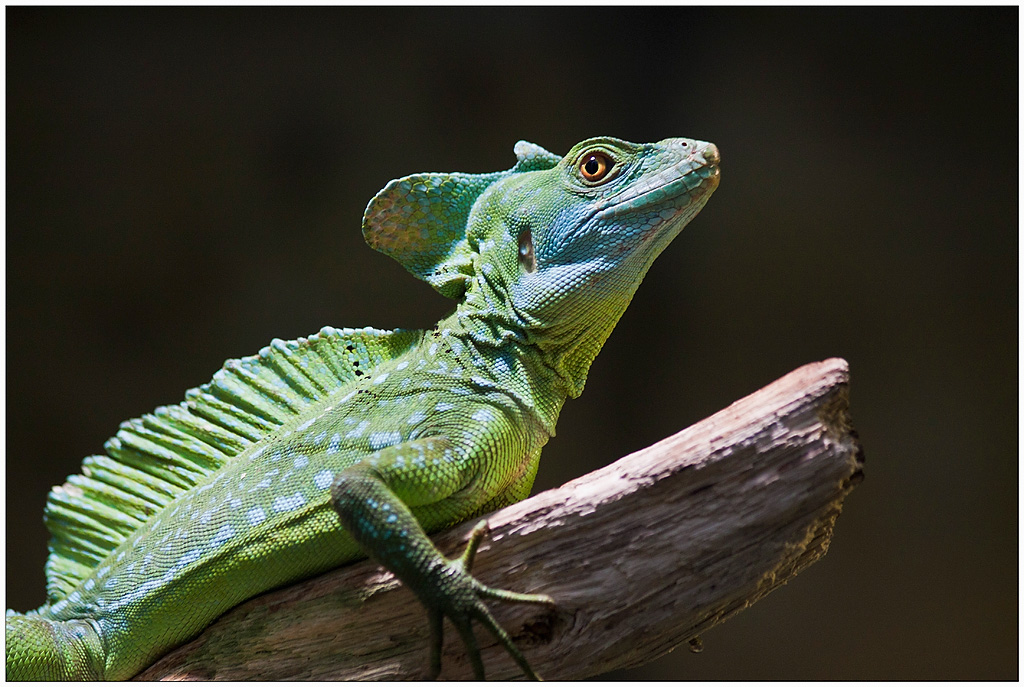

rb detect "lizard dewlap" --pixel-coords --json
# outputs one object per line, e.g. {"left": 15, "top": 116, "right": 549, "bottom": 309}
{"left": 6, "top": 136, "right": 719, "bottom": 680}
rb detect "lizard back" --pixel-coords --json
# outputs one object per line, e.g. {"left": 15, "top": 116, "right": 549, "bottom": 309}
{"left": 42, "top": 326, "right": 421, "bottom": 607}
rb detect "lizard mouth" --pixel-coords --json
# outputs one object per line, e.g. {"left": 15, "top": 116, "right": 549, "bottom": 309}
{"left": 594, "top": 143, "right": 720, "bottom": 221}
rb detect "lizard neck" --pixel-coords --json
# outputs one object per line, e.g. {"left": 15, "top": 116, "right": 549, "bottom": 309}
{"left": 443, "top": 263, "right": 638, "bottom": 429}
{"left": 529, "top": 304, "right": 628, "bottom": 399}
{"left": 439, "top": 302, "right": 568, "bottom": 438}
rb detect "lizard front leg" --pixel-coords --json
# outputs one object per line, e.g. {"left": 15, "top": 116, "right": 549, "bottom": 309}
{"left": 330, "top": 436, "right": 553, "bottom": 680}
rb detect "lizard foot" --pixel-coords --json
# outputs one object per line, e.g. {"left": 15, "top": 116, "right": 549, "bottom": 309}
{"left": 426, "top": 520, "right": 554, "bottom": 681}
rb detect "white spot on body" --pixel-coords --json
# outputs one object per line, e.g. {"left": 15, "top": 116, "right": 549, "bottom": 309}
{"left": 175, "top": 550, "right": 202, "bottom": 569}
{"left": 273, "top": 493, "right": 306, "bottom": 513}
{"left": 211, "top": 524, "right": 235, "bottom": 548}
{"left": 346, "top": 421, "right": 370, "bottom": 439}
{"left": 246, "top": 507, "right": 267, "bottom": 526}
{"left": 314, "top": 469, "right": 334, "bottom": 490}
{"left": 120, "top": 577, "right": 169, "bottom": 606}
{"left": 472, "top": 408, "right": 494, "bottom": 423}
{"left": 368, "top": 431, "right": 403, "bottom": 450}
{"left": 396, "top": 361, "right": 409, "bottom": 371}
{"left": 328, "top": 433, "right": 342, "bottom": 454}
{"left": 293, "top": 455, "right": 310, "bottom": 469}
{"left": 297, "top": 418, "right": 315, "bottom": 431}
{"left": 407, "top": 411, "right": 426, "bottom": 424}
{"left": 373, "top": 373, "right": 389, "bottom": 385}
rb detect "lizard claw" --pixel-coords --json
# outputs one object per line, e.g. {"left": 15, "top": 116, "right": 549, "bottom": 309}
{"left": 426, "top": 520, "right": 554, "bottom": 681}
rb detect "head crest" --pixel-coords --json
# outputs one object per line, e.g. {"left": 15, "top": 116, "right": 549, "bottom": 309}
{"left": 362, "top": 141, "right": 561, "bottom": 298}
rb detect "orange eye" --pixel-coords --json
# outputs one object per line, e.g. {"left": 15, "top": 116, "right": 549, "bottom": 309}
{"left": 580, "top": 152, "right": 613, "bottom": 182}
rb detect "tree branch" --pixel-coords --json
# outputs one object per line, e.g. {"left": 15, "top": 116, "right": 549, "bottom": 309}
{"left": 137, "top": 358, "right": 864, "bottom": 681}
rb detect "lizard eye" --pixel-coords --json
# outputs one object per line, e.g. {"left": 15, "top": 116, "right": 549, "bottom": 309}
{"left": 579, "top": 152, "right": 613, "bottom": 183}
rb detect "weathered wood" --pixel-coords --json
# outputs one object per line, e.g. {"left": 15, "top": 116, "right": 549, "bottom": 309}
{"left": 137, "top": 358, "right": 863, "bottom": 681}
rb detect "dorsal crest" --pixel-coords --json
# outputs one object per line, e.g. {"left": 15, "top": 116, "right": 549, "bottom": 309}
{"left": 42, "top": 326, "right": 423, "bottom": 602}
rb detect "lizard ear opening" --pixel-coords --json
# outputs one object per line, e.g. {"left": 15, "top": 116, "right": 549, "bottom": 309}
{"left": 517, "top": 228, "right": 537, "bottom": 273}
{"left": 361, "top": 141, "right": 561, "bottom": 300}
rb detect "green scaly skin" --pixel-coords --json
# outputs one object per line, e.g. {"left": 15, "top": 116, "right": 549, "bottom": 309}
{"left": 6, "top": 136, "right": 719, "bottom": 680}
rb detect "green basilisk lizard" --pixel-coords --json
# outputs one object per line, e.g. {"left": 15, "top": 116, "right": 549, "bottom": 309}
{"left": 6, "top": 136, "right": 720, "bottom": 680}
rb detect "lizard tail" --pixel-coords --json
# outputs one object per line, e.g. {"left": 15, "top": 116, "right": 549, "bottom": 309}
{"left": 5, "top": 612, "right": 105, "bottom": 680}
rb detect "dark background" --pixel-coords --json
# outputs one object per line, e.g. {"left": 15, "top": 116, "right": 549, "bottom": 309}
{"left": 6, "top": 7, "right": 1017, "bottom": 680}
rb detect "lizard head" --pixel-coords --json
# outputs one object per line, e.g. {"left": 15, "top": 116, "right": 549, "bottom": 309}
{"left": 363, "top": 136, "right": 719, "bottom": 303}
{"left": 485, "top": 137, "right": 720, "bottom": 331}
